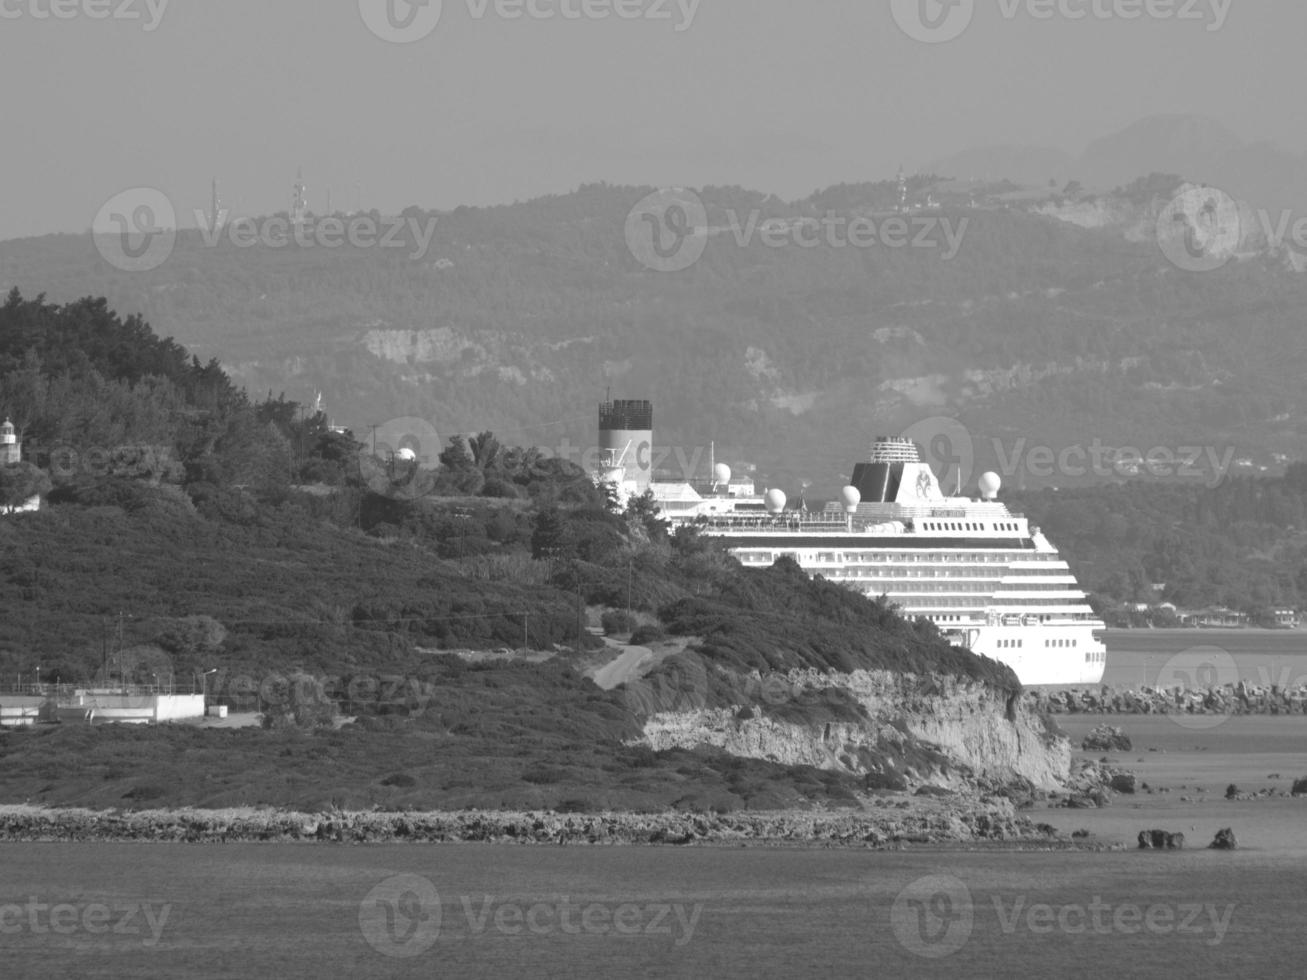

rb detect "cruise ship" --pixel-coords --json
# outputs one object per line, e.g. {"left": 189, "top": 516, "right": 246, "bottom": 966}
{"left": 591, "top": 403, "right": 1106, "bottom": 686}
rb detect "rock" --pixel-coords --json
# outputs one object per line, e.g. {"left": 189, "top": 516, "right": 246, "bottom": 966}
{"left": 1225, "top": 784, "right": 1239, "bottom": 800}
{"left": 1138, "top": 829, "right": 1185, "bottom": 850}
{"left": 1110, "top": 773, "right": 1137, "bottom": 794}
{"left": 1291, "top": 778, "right": 1307, "bottom": 796}
{"left": 1209, "top": 828, "right": 1238, "bottom": 850}
{"left": 1082, "top": 724, "right": 1132, "bottom": 752}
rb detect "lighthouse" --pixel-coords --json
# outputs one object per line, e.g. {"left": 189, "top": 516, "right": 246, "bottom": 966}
{"left": 1, "top": 418, "right": 20, "bottom": 465}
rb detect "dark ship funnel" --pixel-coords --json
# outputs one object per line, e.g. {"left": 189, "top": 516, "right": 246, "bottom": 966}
{"left": 851, "top": 437, "right": 922, "bottom": 503}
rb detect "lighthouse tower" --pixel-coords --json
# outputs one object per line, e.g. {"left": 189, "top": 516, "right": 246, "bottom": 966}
{"left": 1, "top": 419, "right": 20, "bottom": 465}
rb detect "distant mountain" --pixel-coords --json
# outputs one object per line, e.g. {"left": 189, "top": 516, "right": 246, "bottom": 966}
{"left": 931, "top": 114, "right": 1307, "bottom": 213}
{"left": 1078, "top": 115, "right": 1244, "bottom": 189}
{"left": 3, "top": 178, "right": 1307, "bottom": 497}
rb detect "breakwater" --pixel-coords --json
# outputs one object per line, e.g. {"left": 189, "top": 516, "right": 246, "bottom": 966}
{"left": 0, "top": 798, "right": 1054, "bottom": 848}
{"left": 1027, "top": 681, "right": 1307, "bottom": 717}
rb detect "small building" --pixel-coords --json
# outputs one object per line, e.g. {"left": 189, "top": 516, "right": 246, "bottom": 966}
{"left": 54, "top": 691, "right": 207, "bottom": 725}
{"left": 1273, "top": 608, "right": 1300, "bottom": 628}
{"left": 1177, "top": 607, "right": 1249, "bottom": 628}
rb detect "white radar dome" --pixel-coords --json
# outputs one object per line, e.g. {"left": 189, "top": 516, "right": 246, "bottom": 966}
{"left": 979, "top": 472, "right": 1002, "bottom": 500}
{"left": 713, "top": 463, "right": 732, "bottom": 485}
{"left": 395, "top": 448, "right": 418, "bottom": 463}
{"left": 840, "top": 486, "right": 862, "bottom": 513}
{"left": 764, "top": 489, "right": 787, "bottom": 514}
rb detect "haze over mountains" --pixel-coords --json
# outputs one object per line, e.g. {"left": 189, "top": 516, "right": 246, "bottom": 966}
{"left": 929, "top": 114, "right": 1307, "bottom": 215}
{"left": 3, "top": 114, "right": 1307, "bottom": 496}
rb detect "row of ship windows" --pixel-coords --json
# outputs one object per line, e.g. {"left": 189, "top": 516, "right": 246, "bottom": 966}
{"left": 997, "top": 639, "right": 1025, "bottom": 648}
{"left": 741, "top": 553, "right": 1066, "bottom": 565}
{"left": 1085, "top": 651, "right": 1106, "bottom": 664}
{"left": 1044, "top": 638, "right": 1079, "bottom": 647}
{"left": 844, "top": 582, "right": 1076, "bottom": 593}
{"left": 919, "top": 522, "right": 1021, "bottom": 533}
{"left": 833, "top": 568, "right": 1072, "bottom": 580}
{"left": 884, "top": 596, "right": 1088, "bottom": 607}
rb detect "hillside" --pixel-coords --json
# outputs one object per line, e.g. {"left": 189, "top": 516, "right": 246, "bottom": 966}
{"left": 0, "top": 294, "right": 1055, "bottom": 816}
{"left": 4, "top": 176, "right": 1307, "bottom": 497}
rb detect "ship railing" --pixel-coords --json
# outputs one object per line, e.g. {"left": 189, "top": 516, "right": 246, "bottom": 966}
{"left": 694, "top": 516, "right": 851, "bottom": 531}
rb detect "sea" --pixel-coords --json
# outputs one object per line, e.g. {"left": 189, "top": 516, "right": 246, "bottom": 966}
{"left": 1, "top": 630, "right": 1304, "bottom": 980}
{"left": 1096, "top": 627, "right": 1307, "bottom": 691}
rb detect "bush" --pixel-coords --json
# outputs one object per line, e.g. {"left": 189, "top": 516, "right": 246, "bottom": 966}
{"left": 630, "top": 624, "right": 666, "bottom": 646}
{"left": 601, "top": 610, "right": 636, "bottom": 636}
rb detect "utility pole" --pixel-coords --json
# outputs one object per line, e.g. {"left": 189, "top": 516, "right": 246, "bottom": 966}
{"left": 575, "top": 567, "right": 584, "bottom": 655}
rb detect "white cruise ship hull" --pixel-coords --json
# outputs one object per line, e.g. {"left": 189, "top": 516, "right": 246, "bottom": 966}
{"left": 949, "top": 626, "right": 1107, "bottom": 687}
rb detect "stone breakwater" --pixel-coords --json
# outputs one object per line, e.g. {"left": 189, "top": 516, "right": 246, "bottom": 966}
{"left": 0, "top": 798, "right": 1054, "bottom": 848}
{"left": 1027, "top": 681, "right": 1307, "bottom": 718}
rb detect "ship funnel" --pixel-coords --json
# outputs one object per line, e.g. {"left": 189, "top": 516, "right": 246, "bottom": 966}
{"left": 598, "top": 399, "right": 653, "bottom": 494}
{"left": 850, "top": 437, "right": 921, "bottom": 503}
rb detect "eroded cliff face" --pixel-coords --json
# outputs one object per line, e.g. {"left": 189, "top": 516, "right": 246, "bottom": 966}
{"left": 637, "top": 669, "right": 1069, "bottom": 791}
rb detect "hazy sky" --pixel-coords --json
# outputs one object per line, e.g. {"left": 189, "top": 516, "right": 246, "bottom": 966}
{"left": 1, "top": 0, "right": 1303, "bottom": 241}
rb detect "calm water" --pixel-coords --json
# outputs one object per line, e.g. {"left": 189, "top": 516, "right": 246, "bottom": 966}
{"left": 0, "top": 843, "right": 1301, "bottom": 979}
{"left": 1099, "top": 629, "right": 1307, "bottom": 689}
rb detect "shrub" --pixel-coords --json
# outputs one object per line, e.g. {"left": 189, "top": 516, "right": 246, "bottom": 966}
{"left": 601, "top": 610, "right": 636, "bottom": 636}
{"left": 630, "top": 624, "right": 666, "bottom": 646}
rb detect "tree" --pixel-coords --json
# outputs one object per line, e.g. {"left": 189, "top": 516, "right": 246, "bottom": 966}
{"left": 531, "top": 507, "right": 567, "bottom": 561}
{"left": 439, "top": 436, "right": 475, "bottom": 471}
{"left": 0, "top": 463, "right": 51, "bottom": 508}
{"left": 626, "top": 490, "right": 669, "bottom": 539}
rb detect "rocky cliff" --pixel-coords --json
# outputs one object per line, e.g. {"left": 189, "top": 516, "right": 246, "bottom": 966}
{"left": 637, "top": 668, "right": 1069, "bottom": 792}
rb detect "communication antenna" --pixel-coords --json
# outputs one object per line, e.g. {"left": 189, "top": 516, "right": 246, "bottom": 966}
{"left": 210, "top": 178, "right": 225, "bottom": 230}
{"left": 292, "top": 167, "right": 309, "bottom": 226}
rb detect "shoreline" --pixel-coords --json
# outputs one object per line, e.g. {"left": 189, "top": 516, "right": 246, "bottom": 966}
{"left": 0, "top": 798, "right": 1067, "bottom": 849}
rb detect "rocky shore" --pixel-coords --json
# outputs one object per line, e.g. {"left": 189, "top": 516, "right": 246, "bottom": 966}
{"left": 1027, "top": 681, "right": 1307, "bottom": 717}
{"left": 0, "top": 796, "right": 1061, "bottom": 848}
